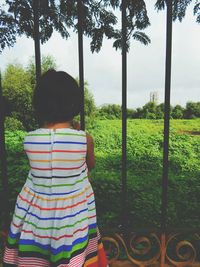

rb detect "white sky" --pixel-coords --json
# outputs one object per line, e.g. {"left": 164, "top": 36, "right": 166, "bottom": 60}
{"left": 0, "top": 0, "right": 200, "bottom": 108}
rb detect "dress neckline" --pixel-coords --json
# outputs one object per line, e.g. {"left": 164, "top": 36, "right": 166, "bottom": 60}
{"left": 38, "top": 127, "right": 74, "bottom": 131}
{"left": 39, "top": 127, "right": 73, "bottom": 130}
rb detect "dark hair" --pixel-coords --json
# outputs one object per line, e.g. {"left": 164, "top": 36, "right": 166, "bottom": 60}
{"left": 33, "top": 69, "right": 81, "bottom": 125}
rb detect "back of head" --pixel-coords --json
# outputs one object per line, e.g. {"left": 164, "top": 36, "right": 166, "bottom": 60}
{"left": 33, "top": 69, "right": 81, "bottom": 126}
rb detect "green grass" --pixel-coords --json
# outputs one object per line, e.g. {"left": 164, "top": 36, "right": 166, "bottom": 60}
{"left": 88, "top": 119, "right": 200, "bottom": 229}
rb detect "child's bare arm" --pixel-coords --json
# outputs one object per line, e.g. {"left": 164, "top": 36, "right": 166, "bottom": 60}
{"left": 86, "top": 133, "right": 95, "bottom": 171}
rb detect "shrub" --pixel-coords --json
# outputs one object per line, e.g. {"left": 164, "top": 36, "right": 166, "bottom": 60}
{"left": 4, "top": 117, "right": 25, "bottom": 131}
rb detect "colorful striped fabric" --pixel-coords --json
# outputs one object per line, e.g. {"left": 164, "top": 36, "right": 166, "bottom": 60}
{"left": 3, "top": 128, "right": 108, "bottom": 267}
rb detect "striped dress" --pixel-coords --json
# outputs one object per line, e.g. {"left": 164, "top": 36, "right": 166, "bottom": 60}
{"left": 3, "top": 128, "right": 108, "bottom": 267}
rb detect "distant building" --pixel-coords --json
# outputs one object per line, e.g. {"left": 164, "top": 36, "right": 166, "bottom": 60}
{"left": 150, "top": 91, "right": 159, "bottom": 104}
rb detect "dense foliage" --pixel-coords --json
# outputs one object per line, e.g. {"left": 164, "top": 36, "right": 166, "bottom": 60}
{"left": 0, "top": 119, "right": 199, "bottom": 231}
{"left": 97, "top": 104, "right": 122, "bottom": 119}
{"left": 1, "top": 57, "right": 96, "bottom": 131}
{"left": 0, "top": 0, "right": 152, "bottom": 53}
{"left": 97, "top": 101, "right": 200, "bottom": 119}
{"left": 2, "top": 56, "right": 57, "bottom": 130}
{"left": 1, "top": 0, "right": 200, "bottom": 53}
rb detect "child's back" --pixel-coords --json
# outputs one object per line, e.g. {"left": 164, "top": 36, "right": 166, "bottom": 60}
{"left": 3, "top": 70, "right": 108, "bottom": 267}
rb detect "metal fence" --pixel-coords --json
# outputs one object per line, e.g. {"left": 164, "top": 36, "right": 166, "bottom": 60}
{"left": 0, "top": 0, "right": 199, "bottom": 266}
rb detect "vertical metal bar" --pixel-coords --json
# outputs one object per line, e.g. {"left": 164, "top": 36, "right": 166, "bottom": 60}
{"left": 77, "top": 0, "right": 85, "bottom": 131}
{"left": 161, "top": 0, "right": 173, "bottom": 233}
{"left": 0, "top": 71, "right": 9, "bottom": 230}
{"left": 121, "top": 0, "right": 127, "bottom": 229}
{"left": 33, "top": 0, "right": 41, "bottom": 84}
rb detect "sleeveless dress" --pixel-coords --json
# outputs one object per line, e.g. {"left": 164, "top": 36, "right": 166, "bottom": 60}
{"left": 3, "top": 128, "right": 108, "bottom": 267}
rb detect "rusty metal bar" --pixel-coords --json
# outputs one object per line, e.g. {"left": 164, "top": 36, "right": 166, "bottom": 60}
{"left": 0, "top": 71, "right": 9, "bottom": 230}
{"left": 121, "top": 0, "right": 128, "bottom": 229}
{"left": 161, "top": 0, "right": 173, "bottom": 234}
{"left": 33, "top": 0, "right": 41, "bottom": 84}
{"left": 77, "top": 0, "right": 85, "bottom": 130}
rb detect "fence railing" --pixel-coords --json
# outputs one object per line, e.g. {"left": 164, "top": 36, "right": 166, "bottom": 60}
{"left": 0, "top": 0, "right": 199, "bottom": 266}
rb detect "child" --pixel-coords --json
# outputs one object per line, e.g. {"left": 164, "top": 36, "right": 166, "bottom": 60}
{"left": 3, "top": 70, "right": 108, "bottom": 266}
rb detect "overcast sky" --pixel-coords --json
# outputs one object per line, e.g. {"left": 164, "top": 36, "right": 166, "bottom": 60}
{"left": 0, "top": 0, "right": 200, "bottom": 108}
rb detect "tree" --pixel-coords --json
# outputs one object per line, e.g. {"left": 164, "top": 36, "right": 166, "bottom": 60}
{"left": 156, "top": 103, "right": 173, "bottom": 118}
{"left": 2, "top": 0, "right": 199, "bottom": 54}
{"left": 155, "top": 104, "right": 164, "bottom": 119}
{"left": 26, "top": 55, "right": 57, "bottom": 87}
{"left": 155, "top": 0, "right": 196, "bottom": 23}
{"left": 109, "top": 0, "right": 151, "bottom": 51}
{"left": 0, "top": 8, "right": 17, "bottom": 51}
{"left": 127, "top": 108, "right": 137, "bottom": 119}
{"left": 194, "top": 1, "right": 200, "bottom": 24}
{"left": 1, "top": 0, "right": 70, "bottom": 51}
{"left": 2, "top": 63, "right": 34, "bottom": 130}
{"left": 157, "top": 103, "right": 165, "bottom": 113}
{"left": 171, "top": 104, "right": 184, "bottom": 119}
{"left": 184, "top": 102, "right": 200, "bottom": 119}
{"left": 98, "top": 104, "right": 121, "bottom": 119}
{"left": 75, "top": 79, "right": 96, "bottom": 118}
{"left": 2, "top": 56, "right": 96, "bottom": 130}
{"left": 2, "top": 55, "right": 58, "bottom": 130}
{"left": 0, "top": 0, "right": 151, "bottom": 53}
{"left": 84, "top": 86, "right": 96, "bottom": 117}
{"left": 133, "top": 107, "right": 143, "bottom": 119}
{"left": 141, "top": 101, "right": 157, "bottom": 119}
{"left": 131, "top": 102, "right": 174, "bottom": 119}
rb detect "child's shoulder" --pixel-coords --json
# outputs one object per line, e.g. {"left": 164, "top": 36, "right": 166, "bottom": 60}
{"left": 23, "top": 128, "right": 51, "bottom": 141}
{"left": 71, "top": 129, "right": 86, "bottom": 135}
{"left": 65, "top": 128, "right": 87, "bottom": 139}
{"left": 24, "top": 128, "right": 43, "bottom": 137}
{"left": 25, "top": 128, "right": 87, "bottom": 136}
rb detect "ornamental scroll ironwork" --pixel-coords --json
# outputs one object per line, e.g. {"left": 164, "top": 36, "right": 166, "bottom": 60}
{"left": 102, "top": 232, "right": 200, "bottom": 266}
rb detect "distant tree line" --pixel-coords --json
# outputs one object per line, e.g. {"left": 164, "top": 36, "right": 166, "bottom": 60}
{"left": 1, "top": 56, "right": 199, "bottom": 132}
{"left": 97, "top": 102, "right": 200, "bottom": 120}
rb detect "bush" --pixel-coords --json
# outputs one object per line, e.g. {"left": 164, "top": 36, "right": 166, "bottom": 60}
{"left": 4, "top": 116, "right": 25, "bottom": 131}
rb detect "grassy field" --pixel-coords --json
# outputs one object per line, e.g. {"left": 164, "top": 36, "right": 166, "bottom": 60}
{"left": 0, "top": 119, "right": 200, "bottom": 231}
{"left": 88, "top": 119, "right": 200, "bottom": 230}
